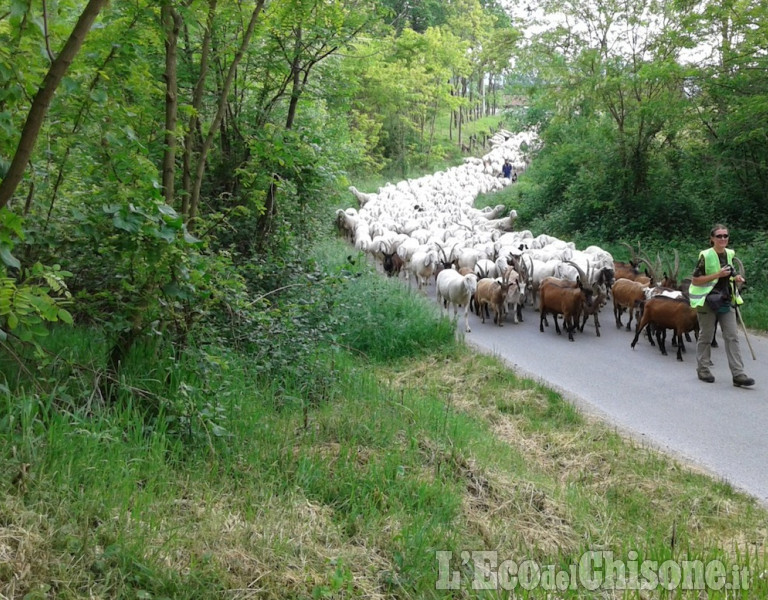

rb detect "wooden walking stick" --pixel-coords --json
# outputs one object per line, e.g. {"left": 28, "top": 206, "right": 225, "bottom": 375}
{"left": 735, "top": 305, "right": 757, "bottom": 360}
{"left": 731, "top": 260, "right": 756, "bottom": 360}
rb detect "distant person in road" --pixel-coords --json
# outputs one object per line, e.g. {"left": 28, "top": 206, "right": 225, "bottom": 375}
{"left": 501, "top": 160, "right": 512, "bottom": 179}
{"left": 688, "top": 224, "right": 754, "bottom": 387}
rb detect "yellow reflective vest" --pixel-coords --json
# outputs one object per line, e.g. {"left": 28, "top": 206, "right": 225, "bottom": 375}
{"left": 688, "top": 247, "right": 743, "bottom": 308}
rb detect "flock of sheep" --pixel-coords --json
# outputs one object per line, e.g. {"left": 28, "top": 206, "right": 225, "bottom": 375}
{"left": 336, "top": 130, "right": 703, "bottom": 358}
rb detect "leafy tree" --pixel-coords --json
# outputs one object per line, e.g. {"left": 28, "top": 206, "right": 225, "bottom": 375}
{"left": 184, "top": 0, "right": 268, "bottom": 221}
{"left": 515, "top": 0, "right": 706, "bottom": 236}
{"left": 246, "top": 0, "right": 379, "bottom": 239}
{"left": 341, "top": 26, "right": 471, "bottom": 173}
{"left": 378, "top": 0, "right": 448, "bottom": 33}
{"left": 692, "top": 0, "right": 768, "bottom": 226}
{"left": 0, "top": 1, "right": 106, "bottom": 357}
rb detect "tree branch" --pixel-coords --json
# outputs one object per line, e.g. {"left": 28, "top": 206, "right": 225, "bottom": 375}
{"left": 0, "top": 0, "right": 109, "bottom": 210}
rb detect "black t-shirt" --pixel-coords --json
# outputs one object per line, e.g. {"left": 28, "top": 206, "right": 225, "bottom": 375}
{"left": 693, "top": 252, "right": 731, "bottom": 299}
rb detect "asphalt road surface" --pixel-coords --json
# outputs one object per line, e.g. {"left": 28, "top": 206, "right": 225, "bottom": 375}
{"left": 438, "top": 293, "right": 768, "bottom": 506}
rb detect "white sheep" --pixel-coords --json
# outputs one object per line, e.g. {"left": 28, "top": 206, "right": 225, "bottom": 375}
{"left": 335, "top": 208, "right": 358, "bottom": 241}
{"left": 338, "top": 129, "right": 553, "bottom": 314}
{"left": 436, "top": 269, "right": 478, "bottom": 333}
{"left": 474, "top": 258, "right": 499, "bottom": 280}
{"left": 397, "top": 237, "right": 421, "bottom": 263}
{"left": 455, "top": 247, "right": 483, "bottom": 271}
{"left": 348, "top": 185, "right": 377, "bottom": 207}
{"left": 406, "top": 248, "right": 438, "bottom": 292}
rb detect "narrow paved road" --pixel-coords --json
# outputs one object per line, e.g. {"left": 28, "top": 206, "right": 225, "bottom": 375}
{"left": 445, "top": 297, "right": 768, "bottom": 505}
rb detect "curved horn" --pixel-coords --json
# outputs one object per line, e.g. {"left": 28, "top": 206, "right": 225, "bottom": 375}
{"left": 620, "top": 241, "right": 642, "bottom": 267}
{"left": 656, "top": 253, "right": 664, "bottom": 283}
{"left": 435, "top": 242, "right": 448, "bottom": 264}
{"left": 671, "top": 249, "right": 680, "bottom": 282}
{"left": 565, "top": 260, "right": 588, "bottom": 284}
{"left": 734, "top": 256, "right": 745, "bottom": 278}
{"left": 526, "top": 255, "right": 533, "bottom": 281}
{"left": 447, "top": 242, "right": 458, "bottom": 262}
{"left": 638, "top": 257, "right": 656, "bottom": 280}
{"left": 637, "top": 246, "right": 654, "bottom": 268}
{"left": 620, "top": 241, "right": 636, "bottom": 259}
{"left": 518, "top": 254, "right": 531, "bottom": 280}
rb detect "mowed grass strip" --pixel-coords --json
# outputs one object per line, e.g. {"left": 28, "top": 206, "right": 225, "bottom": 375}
{"left": 376, "top": 349, "right": 768, "bottom": 597}
{"left": 3, "top": 344, "right": 767, "bottom": 598}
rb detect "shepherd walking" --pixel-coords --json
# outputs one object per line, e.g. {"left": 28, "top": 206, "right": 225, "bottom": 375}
{"left": 688, "top": 224, "right": 754, "bottom": 387}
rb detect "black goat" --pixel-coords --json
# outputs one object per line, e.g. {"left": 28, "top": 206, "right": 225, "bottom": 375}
{"left": 382, "top": 251, "right": 404, "bottom": 278}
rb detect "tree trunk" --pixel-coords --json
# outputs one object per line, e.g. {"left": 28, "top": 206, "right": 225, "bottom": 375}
{"left": 188, "top": 0, "right": 267, "bottom": 222}
{"left": 162, "top": 2, "right": 182, "bottom": 207}
{"left": 478, "top": 71, "right": 485, "bottom": 118}
{"left": 181, "top": 0, "right": 216, "bottom": 218}
{"left": 458, "top": 106, "right": 463, "bottom": 148}
{"left": 258, "top": 27, "right": 303, "bottom": 239}
{"left": 0, "top": 0, "right": 109, "bottom": 209}
{"left": 489, "top": 75, "right": 496, "bottom": 115}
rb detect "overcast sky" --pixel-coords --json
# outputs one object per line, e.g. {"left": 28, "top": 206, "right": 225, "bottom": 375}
{"left": 500, "top": 0, "right": 716, "bottom": 66}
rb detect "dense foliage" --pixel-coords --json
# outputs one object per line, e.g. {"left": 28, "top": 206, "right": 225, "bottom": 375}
{"left": 509, "top": 0, "right": 768, "bottom": 244}
{"left": 0, "top": 0, "right": 515, "bottom": 390}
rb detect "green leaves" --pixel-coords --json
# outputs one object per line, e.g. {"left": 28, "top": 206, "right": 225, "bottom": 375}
{"left": 104, "top": 201, "right": 196, "bottom": 245}
{"left": 0, "top": 264, "right": 74, "bottom": 351}
{"left": 1, "top": 209, "right": 75, "bottom": 349}
{"left": 0, "top": 246, "right": 20, "bottom": 269}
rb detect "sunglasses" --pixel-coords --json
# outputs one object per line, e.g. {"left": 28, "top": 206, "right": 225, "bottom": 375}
{"left": 713, "top": 234, "right": 729, "bottom": 239}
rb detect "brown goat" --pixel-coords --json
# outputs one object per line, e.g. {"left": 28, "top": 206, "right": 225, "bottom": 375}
{"left": 630, "top": 296, "right": 699, "bottom": 361}
{"left": 611, "top": 278, "right": 649, "bottom": 331}
{"left": 614, "top": 262, "right": 640, "bottom": 281}
{"left": 501, "top": 266, "right": 525, "bottom": 324}
{"left": 579, "top": 282, "right": 607, "bottom": 336}
{"left": 614, "top": 241, "right": 642, "bottom": 281}
{"left": 557, "top": 261, "right": 607, "bottom": 336}
{"left": 538, "top": 277, "right": 594, "bottom": 341}
{"left": 474, "top": 278, "right": 511, "bottom": 326}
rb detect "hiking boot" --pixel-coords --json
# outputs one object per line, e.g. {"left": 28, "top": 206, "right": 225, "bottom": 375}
{"left": 733, "top": 374, "right": 755, "bottom": 387}
{"left": 697, "top": 370, "right": 715, "bottom": 383}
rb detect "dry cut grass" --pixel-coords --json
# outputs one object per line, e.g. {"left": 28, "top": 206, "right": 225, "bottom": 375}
{"left": 378, "top": 349, "right": 768, "bottom": 567}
